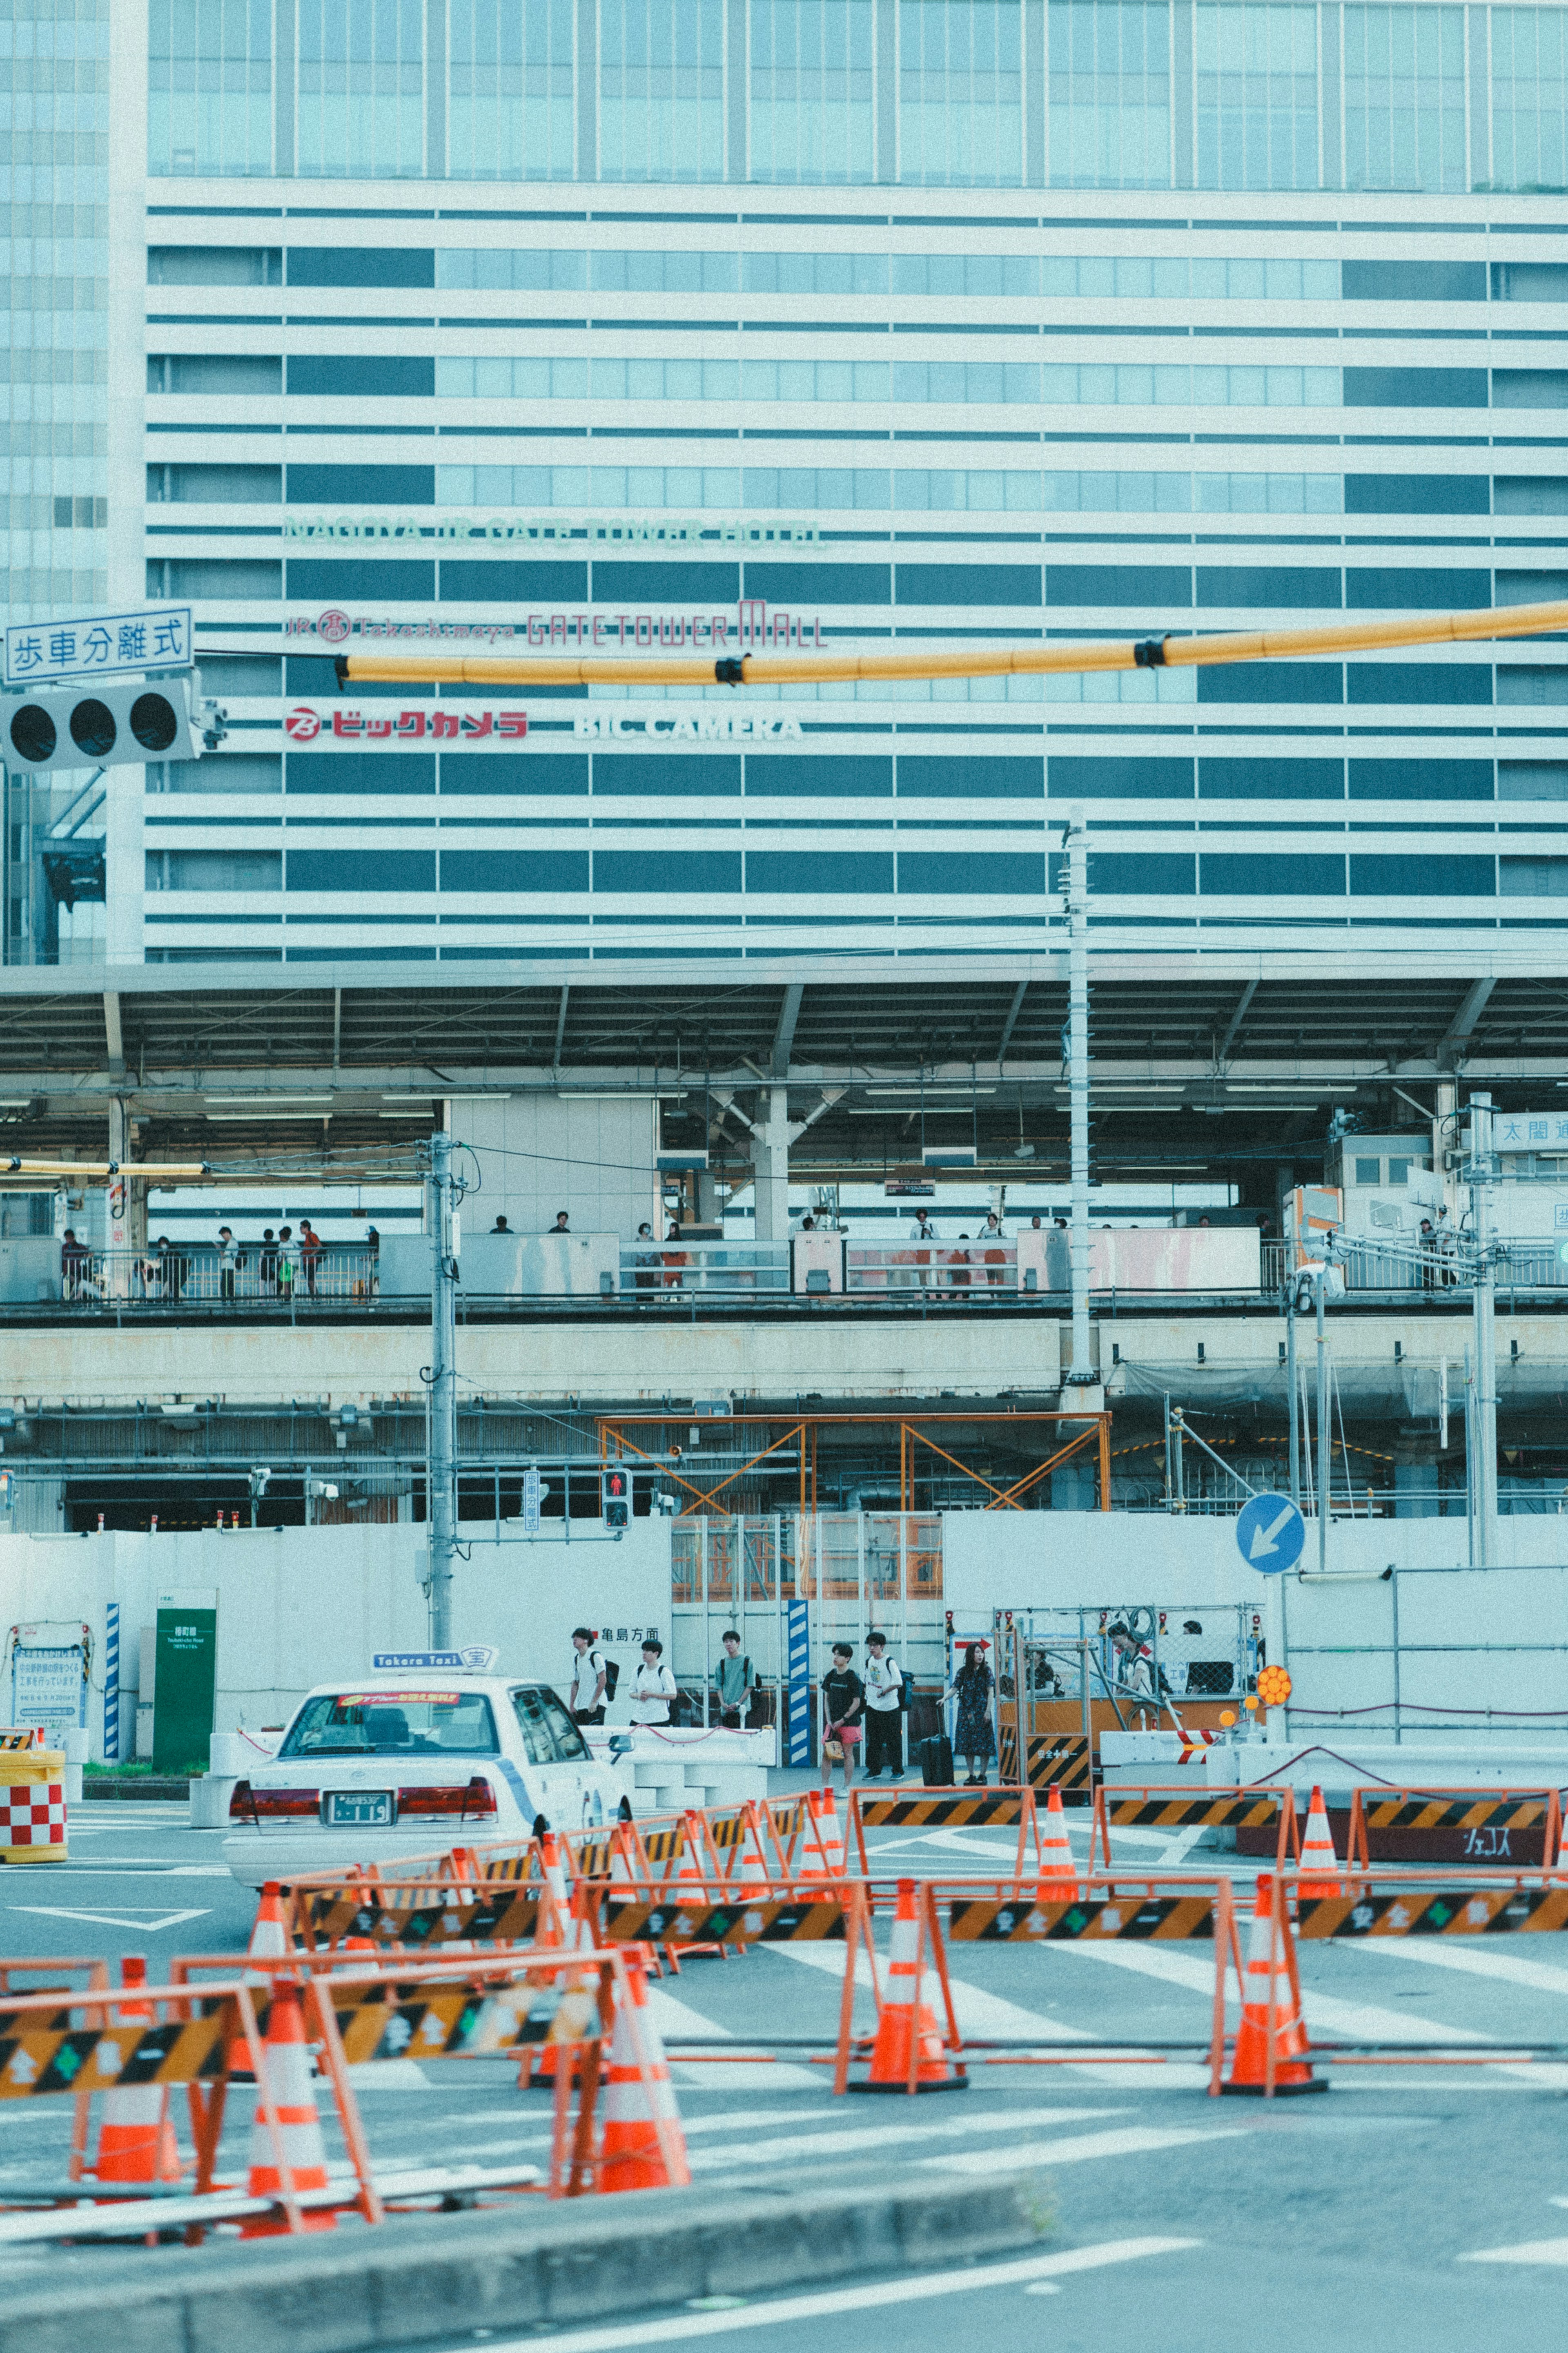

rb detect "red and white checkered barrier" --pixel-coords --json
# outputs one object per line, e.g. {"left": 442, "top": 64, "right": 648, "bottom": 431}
{"left": 0, "top": 1775, "right": 66, "bottom": 1858}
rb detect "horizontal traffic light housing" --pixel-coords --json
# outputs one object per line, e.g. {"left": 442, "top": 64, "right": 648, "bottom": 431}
{"left": 5, "top": 674, "right": 206, "bottom": 772}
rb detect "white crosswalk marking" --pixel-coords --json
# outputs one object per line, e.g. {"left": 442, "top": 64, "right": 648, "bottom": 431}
{"left": 646, "top": 1980, "right": 820, "bottom": 2089}
{"left": 1460, "top": 2236, "right": 1568, "bottom": 2266}
{"left": 688, "top": 2105, "right": 1123, "bottom": 2174}
{"left": 1352, "top": 1937, "right": 1568, "bottom": 2001}
{"left": 921, "top": 2123, "right": 1251, "bottom": 2174}
{"left": 1046, "top": 1935, "right": 1490, "bottom": 2046}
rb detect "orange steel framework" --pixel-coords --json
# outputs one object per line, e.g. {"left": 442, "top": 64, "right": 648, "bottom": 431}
{"left": 597, "top": 1411, "right": 1112, "bottom": 1518}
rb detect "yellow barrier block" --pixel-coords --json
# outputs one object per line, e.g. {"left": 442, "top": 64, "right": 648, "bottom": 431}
{"left": 0, "top": 1752, "right": 67, "bottom": 1864}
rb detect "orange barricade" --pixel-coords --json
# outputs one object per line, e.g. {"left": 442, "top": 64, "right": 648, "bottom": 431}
{"left": 1346, "top": 1785, "right": 1564, "bottom": 1871}
{"left": 849, "top": 1785, "right": 1041, "bottom": 1883}
{"left": 1089, "top": 1783, "right": 1301, "bottom": 1875}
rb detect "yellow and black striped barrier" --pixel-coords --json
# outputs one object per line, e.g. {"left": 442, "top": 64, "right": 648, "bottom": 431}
{"left": 1091, "top": 1783, "right": 1300, "bottom": 1872}
{"left": 1024, "top": 1736, "right": 1094, "bottom": 1793}
{"left": 299, "top": 1884, "right": 544, "bottom": 1951}
{"left": 1296, "top": 1884, "right": 1568, "bottom": 1939}
{"left": 1348, "top": 1786, "right": 1563, "bottom": 1870}
{"left": 596, "top": 1891, "right": 851, "bottom": 1948}
{"left": 947, "top": 1891, "right": 1219, "bottom": 1943}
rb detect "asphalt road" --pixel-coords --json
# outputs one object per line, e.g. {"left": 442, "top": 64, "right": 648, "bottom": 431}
{"left": 0, "top": 1803, "right": 1563, "bottom": 2348}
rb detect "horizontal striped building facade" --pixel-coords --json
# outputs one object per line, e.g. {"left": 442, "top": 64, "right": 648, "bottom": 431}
{"left": 49, "top": 3, "right": 1568, "bottom": 961}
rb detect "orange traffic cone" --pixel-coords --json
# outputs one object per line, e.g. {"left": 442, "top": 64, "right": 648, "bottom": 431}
{"left": 851, "top": 1880, "right": 965, "bottom": 2095}
{"left": 91, "top": 1957, "right": 182, "bottom": 2189}
{"left": 230, "top": 1880, "right": 290, "bottom": 2078}
{"left": 529, "top": 1836, "right": 588, "bottom": 2083}
{"left": 799, "top": 1787, "right": 846, "bottom": 1880}
{"left": 598, "top": 1949, "right": 690, "bottom": 2192}
{"left": 1223, "top": 1874, "right": 1325, "bottom": 2098}
{"left": 1296, "top": 1785, "right": 1342, "bottom": 1900}
{"left": 241, "top": 1978, "right": 337, "bottom": 2234}
{"left": 732, "top": 1802, "right": 773, "bottom": 1899}
{"left": 1035, "top": 1785, "right": 1078, "bottom": 1898}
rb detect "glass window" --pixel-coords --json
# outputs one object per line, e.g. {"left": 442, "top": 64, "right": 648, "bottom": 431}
{"left": 592, "top": 248, "right": 738, "bottom": 290}
{"left": 281, "top": 1688, "right": 499, "bottom": 1757}
{"left": 1349, "top": 856, "right": 1496, "bottom": 895}
{"left": 593, "top": 850, "right": 743, "bottom": 890}
{"left": 1497, "top": 667, "right": 1568, "bottom": 705}
{"left": 449, "top": 0, "right": 576, "bottom": 181}
{"left": 1494, "top": 477, "right": 1568, "bottom": 517}
{"left": 443, "top": 851, "right": 590, "bottom": 891}
{"left": 1491, "top": 8, "right": 1568, "bottom": 194}
{"left": 899, "top": 851, "right": 1045, "bottom": 893}
{"left": 1343, "top": 6, "right": 1467, "bottom": 192}
{"left": 287, "top": 850, "right": 436, "bottom": 891}
{"left": 439, "top": 247, "right": 588, "bottom": 289}
{"left": 1343, "top": 364, "right": 1487, "bottom": 406}
{"left": 1342, "top": 256, "right": 1483, "bottom": 300}
{"left": 1498, "top": 762, "right": 1568, "bottom": 799}
{"left": 746, "top": 850, "right": 895, "bottom": 892}
{"left": 297, "top": 0, "right": 424, "bottom": 178}
{"left": 1049, "top": 0, "right": 1173, "bottom": 188}
{"left": 150, "top": 0, "right": 274, "bottom": 176}
{"left": 1355, "top": 1157, "right": 1383, "bottom": 1184}
{"left": 1493, "top": 371, "right": 1568, "bottom": 408}
{"left": 1501, "top": 859, "right": 1568, "bottom": 896}
{"left": 1088, "top": 852, "right": 1197, "bottom": 892}
{"left": 1346, "top": 661, "right": 1491, "bottom": 704}
{"left": 1195, "top": 2, "right": 1319, "bottom": 190}
{"left": 1349, "top": 758, "right": 1492, "bottom": 798}
{"left": 1345, "top": 473, "right": 1488, "bottom": 515}
{"left": 900, "top": 0, "right": 1023, "bottom": 185}
{"left": 511, "top": 1684, "right": 585, "bottom": 1763}
{"left": 1493, "top": 261, "right": 1568, "bottom": 301}
{"left": 1200, "top": 852, "right": 1345, "bottom": 893}
{"left": 750, "top": 0, "right": 875, "bottom": 182}
{"left": 600, "top": 0, "right": 726, "bottom": 182}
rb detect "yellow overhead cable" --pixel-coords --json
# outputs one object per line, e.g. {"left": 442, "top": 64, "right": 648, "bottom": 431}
{"left": 336, "top": 595, "right": 1568, "bottom": 691}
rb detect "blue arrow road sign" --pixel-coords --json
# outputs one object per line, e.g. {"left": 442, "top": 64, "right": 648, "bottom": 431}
{"left": 1235, "top": 1492, "right": 1305, "bottom": 1575}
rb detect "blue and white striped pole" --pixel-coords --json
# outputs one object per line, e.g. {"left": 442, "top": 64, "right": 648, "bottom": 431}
{"left": 102, "top": 1602, "right": 119, "bottom": 1764}
{"left": 786, "top": 1597, "right": 811, "bottom": 1767}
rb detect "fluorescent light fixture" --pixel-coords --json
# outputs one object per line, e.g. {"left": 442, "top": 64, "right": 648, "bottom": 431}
{"left": 205, "top": 1095, "right": 333, "bottom": 1107}
{"left": 864, "top": 1085, "right": 997, "bottom": 1097}
{"left": 558, "top": 1090, "right": 686, "bottom": 1101}
{"left": 0, "top": 1099, "right": 35, "bottom": 1108}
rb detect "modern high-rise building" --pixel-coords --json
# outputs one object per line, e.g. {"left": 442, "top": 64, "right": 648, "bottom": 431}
{"left": 5, "top": 1, "right": 1568, "bottom": 969}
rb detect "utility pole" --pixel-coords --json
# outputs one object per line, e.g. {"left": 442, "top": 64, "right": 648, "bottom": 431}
{"left": 1285, "top": 1291, "right": 1300, "bottom": 1511}
{"left": 1468, "top": 1092, "right": 1498, "bottom": 1568}
{"left": 1065, "top": 808, "right": 1092, "bottom": 1386}
{"left": 428, "top": 1128, "right": 457, "bottom": 1648}
{"left": 1315, "top": 1263, "right": 1331, "bottom": 1575}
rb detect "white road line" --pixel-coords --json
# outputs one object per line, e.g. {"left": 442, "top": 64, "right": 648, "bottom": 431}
{"left": 459, "top": 2237, "right": 1202, "bottom": 2351}
{"left": 9, "top": 1905, "right": 212, "bottom": 1934}
{"left": 1460, "top": 2237, "right": 1568, "bottom": 2266}
{"left": 1351, "top": 1937, "right": 1568, "bottom": 2001}
{"left": 645, "top": 1981, "right": 820, "bottom": 2090}
{"left": 1047, "top": 1937, "right": 1490, "bottom": 2047}
{"left": 689, "top": 2106, "right": 1123, "bottom": 2174}
{"left": 920, "top": 2124, "right": 1251, "bottom": 2175}
{"left": 766, "top": 1938, "right": 1212, "bottom": 2088}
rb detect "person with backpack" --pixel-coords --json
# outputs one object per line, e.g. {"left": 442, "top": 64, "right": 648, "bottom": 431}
{"left": 630, "top": 1637, "right": 677, "bottom": 1725}
{"left": 711, "top": 1628, "right": 756, "bottom": 1729}
{"left": 862, "top": 1630, "right": 905, "bottom": 1780}
{"left": 569, "top": 1626, "right": 607, "bottom": 1726}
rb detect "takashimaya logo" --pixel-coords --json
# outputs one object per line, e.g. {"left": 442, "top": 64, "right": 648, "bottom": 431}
{"left": 317, "top": 609, "right": 351, "bottom": 645}
{"left": 285, "top": 706, "right": 323, "bottom": 740}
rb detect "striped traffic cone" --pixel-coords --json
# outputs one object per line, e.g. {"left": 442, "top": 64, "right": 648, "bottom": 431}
{"left": 851, "top": 1880, "right": 965, "bottom": 2095}
{"left": 599, "top": 1949, "right": 690, "bottom": 2192}
{"left": 1034, "top": 1785, "right": 1078, "bottom": 1898}
{"left": 230, "top": 1880, "right": 290, "bottom": 2079}
{"left": 1223, "top": 1874, "right": 1325, "bottom": 2097}
{"left": 733, "top": 1802, "right": 774, "bottom": 1899}
{"left": 91, "top": 1957, "right": 182, "bottom": 2188}
{"left": 529, "top": 1835, "right": 585, "bottom": 2083}
{"left": 1296, "top": 1785, "right": 1343, "bottom": 1900}
{"left": 799, "top": 1787, "right": 847, "bottom": 1880}
{"left": 241, "top": 1978, "right": 337, "bottom": 2234}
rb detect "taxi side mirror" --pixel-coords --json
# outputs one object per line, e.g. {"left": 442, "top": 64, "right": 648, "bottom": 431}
{"left": 608, "top": 1733, "right": 633, "bottom": 1758}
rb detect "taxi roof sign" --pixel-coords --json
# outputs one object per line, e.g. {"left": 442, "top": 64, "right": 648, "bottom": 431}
{"left": 371, "top": 1645, "right": 499, "bottom": 1673}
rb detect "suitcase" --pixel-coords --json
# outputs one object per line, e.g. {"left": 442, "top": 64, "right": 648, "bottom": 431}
{"left": 919, "top": 1732, "right": 954, "bottom": 1788}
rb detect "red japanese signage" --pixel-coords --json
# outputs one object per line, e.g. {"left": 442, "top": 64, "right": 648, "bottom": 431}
{"left": 284, "top": 707, "right": 527, "bottom": 743}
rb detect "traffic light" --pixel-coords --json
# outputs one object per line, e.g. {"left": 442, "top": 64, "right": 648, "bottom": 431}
{"left": 4, "top": 674, "right": 209, "bottom": 772}
{"left": 601, "top": 1467, "right": 630, "bottom": 1530}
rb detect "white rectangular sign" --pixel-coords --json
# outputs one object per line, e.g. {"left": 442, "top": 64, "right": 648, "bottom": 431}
{"left": 4, "top": 605, "right": 192, "bottom": 687}
{"left": 11, "top": 1646, "right": 85, "bottom": 1742}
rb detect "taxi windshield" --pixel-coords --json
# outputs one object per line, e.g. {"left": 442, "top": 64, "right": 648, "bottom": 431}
{"left": 279, "top": 1688, "right": 499, "bottom": 1758}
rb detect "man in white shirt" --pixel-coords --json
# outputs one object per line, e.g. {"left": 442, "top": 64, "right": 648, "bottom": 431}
{"left": 569, "top": 1626, "right": 606, "bottom": 1726}
{"left": 908, "top": 1209, "right": 938, "bottom": 1290}
{"left": 630, "top": 1637, "right": 677, "bottom": 1725}
{"left": 862, "top": 1631, "right": 904, "bottom": 1779}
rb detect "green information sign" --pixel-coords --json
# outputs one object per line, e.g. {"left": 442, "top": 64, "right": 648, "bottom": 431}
{"left": 153, "top": 1604, "right": 217, "bottom": 1773}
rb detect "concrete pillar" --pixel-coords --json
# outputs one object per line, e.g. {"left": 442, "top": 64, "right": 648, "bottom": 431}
{"left": 1392, "top": 1431, "right": 1439, "bottom": 1519}
{"left": 751, "top": 1087, "right": 791, "bottom": 1245}
{"left": 105, "top": 1098, "right": 130, "bottom": 1296}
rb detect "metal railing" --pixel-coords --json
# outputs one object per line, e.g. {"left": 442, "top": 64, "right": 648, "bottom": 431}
{"left": 56, "top": 1247, "right": 380, "bottom": 1307}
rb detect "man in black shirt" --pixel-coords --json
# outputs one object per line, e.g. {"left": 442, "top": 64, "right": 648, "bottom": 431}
{"left": 820, "top": 1642, "right": 864, "bottom": 1791}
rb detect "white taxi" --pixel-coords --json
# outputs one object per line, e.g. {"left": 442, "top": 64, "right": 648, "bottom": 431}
{"left": 221, "top": 1662, "right": 635, "bottom": 1889}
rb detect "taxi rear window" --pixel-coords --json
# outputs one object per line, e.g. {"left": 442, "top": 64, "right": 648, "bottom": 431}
{"left": 280, "top": 1690, "right": 499, "bottom": 1758}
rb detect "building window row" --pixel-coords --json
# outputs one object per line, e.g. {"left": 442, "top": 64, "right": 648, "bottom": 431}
{"left": 149, "top": 0, "right": 1568, "bottom": 195}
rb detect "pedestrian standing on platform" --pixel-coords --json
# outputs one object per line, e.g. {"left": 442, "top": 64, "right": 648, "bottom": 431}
{"left": 568, "top": 1626, "right": 607, "bottom": 1727}
{"left": 947, "top": 1643, "right": 995, "bottom": 1787}
{"left": 551, "top": 1209, "right": 570, "bottom": 1234}
{"left": 862, "top": 1631, "right": 904, "bottom": 1780}
{"left": 909, "top": 1207, "right": 938, "bottom": 1290}
{"left": 633, "top": 1220, "right": 659, "bottom": 1298}
{"left": 217, "top": 1225, "right": 237, "bottom": 1304}
{"left": 712, "top": 1628, "right": 753, "bottom": 1729}
{"left": 276, "top": 1225, "right": 297, "bottom": 1303}
{"left": 980, "top": 1208, "right": 1007, "bottom": 1291}
{"left": 490, "top": 1214, "right": 511, "bottom": 1233}
{"left": 820, "top": 1642, "right": 864, "bottom": 1791}
{"left": 364, "top": 1222, "right": 380, "bottom": 1298}
{"left": 259, "top": 1227, "right": 278, "bottom": 1296}
{"left": 629, "top": 1638, "right": 677, "bottom": 1725}
{"left": 299, "top": 1218, "right": 323, "bottom": 1300}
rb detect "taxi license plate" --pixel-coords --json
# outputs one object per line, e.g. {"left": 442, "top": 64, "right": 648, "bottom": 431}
{"left": 325, "top": 1791, "right": 394, "bottom": 1827}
